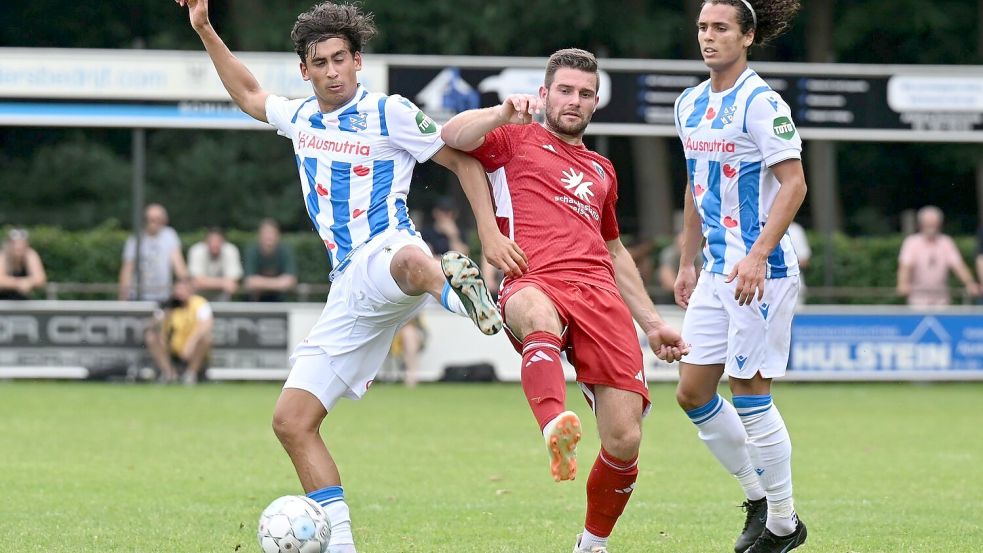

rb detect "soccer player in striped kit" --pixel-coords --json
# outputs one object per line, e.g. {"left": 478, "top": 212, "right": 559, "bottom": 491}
{"left": 443, "top": 49, "right": 689, "bottom": 553}
{"left": 177, "top": 1, "right": 527, "bottom": 551}
{"left": 672, "top": 1, "right": 807, "bottom": 552}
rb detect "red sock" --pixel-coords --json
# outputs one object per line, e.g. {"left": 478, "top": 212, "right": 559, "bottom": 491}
{"left": 585, "top": 448, "right": 639, "bottom": 538}
{"left": 520, "top": 331, "right": 566, "bottom": 431}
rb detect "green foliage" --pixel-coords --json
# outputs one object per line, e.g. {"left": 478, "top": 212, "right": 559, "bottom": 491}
{"left": 2, "top": 381, "right": 982, "bottom": 552}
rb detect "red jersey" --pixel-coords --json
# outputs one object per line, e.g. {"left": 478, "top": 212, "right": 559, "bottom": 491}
{"left": 470, "top": 123, "right": 621, "bottom": 291}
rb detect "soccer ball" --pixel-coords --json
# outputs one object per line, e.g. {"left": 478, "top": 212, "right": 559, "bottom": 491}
{"left": 257, "top": 495, "right": 331, "bottom": 553}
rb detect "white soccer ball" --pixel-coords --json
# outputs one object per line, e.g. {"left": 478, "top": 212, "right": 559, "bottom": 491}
{"left": 257, "top": 495, "right": 331, "bottom": 553}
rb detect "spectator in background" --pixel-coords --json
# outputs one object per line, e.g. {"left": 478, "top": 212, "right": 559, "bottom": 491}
{"left": 188, "top": 227, "right": 243, "bottom": 301}
{"left": 897, "top": 205, "right": 979, "bottom": 307}
{"left": 0, "top": 228, "right": 47, "bottom": 300}
{"left": 145, "top": 278, "right": 214, "bottom": 385}
{"left": 119, "top": 203, "right": 188, "bottom": 302}
{"left": 420, "top": 196, "right": 470, "bottom": 256}
{"left": 243, "top": 218, "right": 297, "bottom": 302}
{"left": 787, "top": 221, "right": 812, "bottom": 304}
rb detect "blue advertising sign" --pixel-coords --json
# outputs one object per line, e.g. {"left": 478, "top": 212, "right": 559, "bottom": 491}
{"left": 791, "top": 313, "right": 983, "bottom": 378}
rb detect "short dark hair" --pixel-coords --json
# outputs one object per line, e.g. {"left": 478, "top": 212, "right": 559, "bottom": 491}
{"left": 703, "top": 0, "right": 801, "bottom": 46}
{"left": 544, "top": 48, "right": 599, "bottom": 89}
{"left": 291, "top": 2, "right": 378, "bottom": 62}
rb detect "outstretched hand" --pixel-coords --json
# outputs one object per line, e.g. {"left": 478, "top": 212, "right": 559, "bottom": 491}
{"left": 646, "top": 325, "right": 690, "bottom": 364}
{"left": 176, "top": 0, "right": 210, "bottom": 31}
{"left": 498, "top": 94, "right": 542, "bottom": 126}
{"left": 480, "top": 232, "right": 528, "bottom": 279}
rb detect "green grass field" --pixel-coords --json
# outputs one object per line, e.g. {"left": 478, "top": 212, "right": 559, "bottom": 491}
{"left": 1, "top": 381, "right": 981, "bottom": 552}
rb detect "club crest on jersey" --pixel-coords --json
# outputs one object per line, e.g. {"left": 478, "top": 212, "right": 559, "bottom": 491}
{"left": 560, "top": 168, "right": 595, "bottom": 202}
{"left": 592, "top": 160, "right": 606, "bottom": 181}
{"left": 718, "top": 105, "right": 737, "bottom": 126}
{"left": 346, "top": 111, "right": 369, "bottom": 131}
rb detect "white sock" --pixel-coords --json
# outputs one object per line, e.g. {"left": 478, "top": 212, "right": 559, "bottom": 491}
{"left": 685, "top": 394, "right": 766, "bottom": 501}
{"left": 323, "top": 499, "right": 354, "bottom": 546}
{"left": 578, "top": 529, "right": 608, "bottom": 551}
{"left": 439, "top": 281, "right": 467, "bottom": 317}
{"left": 734, "top": 394, "right": 796, "bottom": 536}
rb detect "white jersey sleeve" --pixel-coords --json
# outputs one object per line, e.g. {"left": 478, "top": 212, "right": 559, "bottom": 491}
{"left": 745, "top": 92, "right": 802, "bottom": 167}
{"left": 266, "top": 94, "right": 303, "bottom": 139}
{"left": 384, "top": 95, "right": 445, "bottom": 162}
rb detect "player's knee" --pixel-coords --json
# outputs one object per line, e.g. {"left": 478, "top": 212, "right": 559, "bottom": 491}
{"left": 271, "top": 411, "right": 315, "bottom": 448}
{"left": 602, "top": 425, "right": 642, "bottom": 460}
{"left": 676, "top": 386, "right": 713, "bottom": 411}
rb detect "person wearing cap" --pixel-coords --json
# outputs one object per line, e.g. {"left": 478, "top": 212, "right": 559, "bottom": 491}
{"left": 0, "top": 229, "right": 47, "bottom": 300}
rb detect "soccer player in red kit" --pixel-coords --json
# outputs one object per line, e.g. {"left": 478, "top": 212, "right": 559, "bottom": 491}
{"left": 442, "top": 49, "right": 689, "bottom": 553}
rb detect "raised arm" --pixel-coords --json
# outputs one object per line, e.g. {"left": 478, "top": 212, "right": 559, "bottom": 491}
{"left": 430, "top": 146, "right": 527, "bottom": 277}
{"left": 441, "top": 95, "right": 541, "bottom": 152}
{"left": 177, "top": 0, "right": 270, "bottom": 122}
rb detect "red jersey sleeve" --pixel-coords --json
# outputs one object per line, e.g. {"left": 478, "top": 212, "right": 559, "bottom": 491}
{"left": 467, "top": 125, "right": 517, "bottom": 172}
{"left": 600, "top": 168, "right": 620, "bottom": 241}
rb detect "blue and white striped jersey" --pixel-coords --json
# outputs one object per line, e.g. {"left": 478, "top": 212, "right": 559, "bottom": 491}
{"left": 266, "top": 85, "right": 444, "bottom": 275}
{"left": 674, "top": 68, "right": 802, "bottom": 278}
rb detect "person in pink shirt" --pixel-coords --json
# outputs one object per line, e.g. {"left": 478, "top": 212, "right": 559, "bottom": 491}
{"left": 897, "top": 206, "right": 979, "bottom": 306}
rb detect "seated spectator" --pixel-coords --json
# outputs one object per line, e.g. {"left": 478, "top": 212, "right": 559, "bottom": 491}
{"left": 119, "top": 203, "right": 187, "bottom": 302}
{"left": 243, "top": 218, "right": 298, "bottom": 302}
{"left": 420, "top": 197, "right": 470, "bottom": 256}
{"left": 187, "top": 227, "right": 243, "bottom": 301}
{"left": 0, "top": 228, "right": 47, "bottom": 300}
{"left": 897, "top": 205, "right": 979, "bottom": 307}
{"left": 145, "top": 278, "right": 214, "bottom": 385}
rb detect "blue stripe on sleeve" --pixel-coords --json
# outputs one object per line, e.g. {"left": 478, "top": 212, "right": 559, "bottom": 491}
{"left": 705, "top": 160, "right": 726, "bottom": 273}
{"left": 737, "top": 161, "right": 762, "bottom": 254}
{"left": 368, "top": 160, "right": 394, "bottom": 238}
{"left": 378, "top": 96, "right": 389, "bottom": 136}
{"left": 329, "top": 161, "right": 353, "bottom": 263}
{"left": 685, "top": 85, "right": 711, "bottom": 128}
{"left": 742, "top": 85, "right": 772, "bottom": 132}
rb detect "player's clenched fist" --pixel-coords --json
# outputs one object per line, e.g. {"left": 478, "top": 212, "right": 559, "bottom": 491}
{"left": 176, "top": 0, "right": 211, "bottom": 31}
{"left": 497, "top": 94, "right": 542, "bottom": 125}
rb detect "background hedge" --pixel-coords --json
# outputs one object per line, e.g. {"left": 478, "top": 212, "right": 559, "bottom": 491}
{"left": 5, "top": 225, "right": 980, "bottom": 303}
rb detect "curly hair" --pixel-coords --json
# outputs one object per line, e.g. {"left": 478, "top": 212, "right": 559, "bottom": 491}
{"left": 704, "top": 0, "right": 801, "bottom": 46}
{"left": 290, "top": 2, "right": 377, "bottom": 61}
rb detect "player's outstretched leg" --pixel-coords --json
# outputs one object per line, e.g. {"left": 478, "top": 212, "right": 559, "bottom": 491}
{"left": 734, "top": 393, "right": 806, "bottom": 553}
{"left": 678, "top": 364, "right": 768, "bottom": 552}
{"left": 574, "top": 386, "right": 643, "bottom": 553}
{"left": 440, "top": 251, "right": 502, "bottom": 335}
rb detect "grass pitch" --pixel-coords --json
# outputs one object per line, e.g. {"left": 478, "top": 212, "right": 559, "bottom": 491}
{"left": 1, "top": 381, "right": 981, "bottom": 552}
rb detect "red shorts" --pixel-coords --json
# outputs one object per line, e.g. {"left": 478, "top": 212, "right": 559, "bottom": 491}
{"left": 498, "top": 275, "right": 650, "bottom": 408}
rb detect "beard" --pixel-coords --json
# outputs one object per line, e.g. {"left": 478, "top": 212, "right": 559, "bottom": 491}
{"left": 543, "top": 104, "right": 592, "bottom": 137}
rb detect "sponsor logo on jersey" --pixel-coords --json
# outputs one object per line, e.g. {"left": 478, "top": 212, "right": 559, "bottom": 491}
{"left": 755, "top": 467, "right": 765, "bottom": 476}
{"left": 560, "top": 168, "right": 595, "bottom": 202}
{"left": 736, "top": 354, "right": 749, "bottom": 369}
{"left": 525, "top": 350, "right": 554, "bottom": 367}
{"left": 759, "top": 303, "right": 770, "bottom": 319}
{"left": 554, "top": 195, "right": 600, "bottom": 221}
{"left": 297, "top": 132, "right": 371, "bottom": 155}
{"left": 415, "top": 111, "right": 437, "bottom": 134}
{"left": 684, "top": 137, "right": 736, "bottom": 153}
{"left": 772, "top": 116, "right": 796, "bottom": 140}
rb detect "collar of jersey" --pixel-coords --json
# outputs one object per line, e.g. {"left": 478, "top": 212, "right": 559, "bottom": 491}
{"left": 708, "top": 67, "right": 756, "bottom": 96}
{"left": 318, "top": 84, "right": 367, "bottom": 116}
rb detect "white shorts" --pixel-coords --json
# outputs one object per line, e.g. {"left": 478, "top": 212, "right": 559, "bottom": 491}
{"left": 681, "top": 271, "right": 799, "bottom": 379}
{"left": 285, "top": 229, "right": 433, "bottom": 410}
